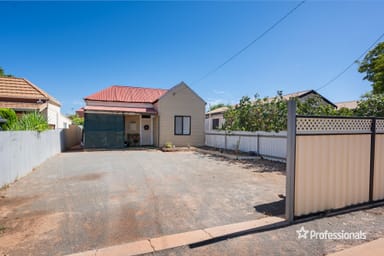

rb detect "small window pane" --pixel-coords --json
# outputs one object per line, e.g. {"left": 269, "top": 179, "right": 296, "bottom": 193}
{"left": 175, "top": 116, "right": 183, "bottom": 135}
{"left": 212, "top": 119, "right": 219, "bottom": 129}
{"left": 183, "top": 117, "right": 190, "bottom": 134}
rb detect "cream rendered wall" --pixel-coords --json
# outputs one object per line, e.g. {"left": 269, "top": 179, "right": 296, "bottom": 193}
{"left": 59, "top": 114, "right": 72, "bottom": 128}
{"left": 153, "top": 115, "right": 159, "bottom": 147}
{"left": 156, "top": 83, "right": 205, "bottom": 147}
{"left": 47, "top": 103, "right": 60, "bottom": 128}
{"left": 46, "top": 103, "right": 72, "bottom": 129}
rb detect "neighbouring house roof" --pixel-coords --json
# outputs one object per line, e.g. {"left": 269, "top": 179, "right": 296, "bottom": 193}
{"left": 281, "top": 89, "right": 337, "bottom": 108}
{"left": 84, "top": 105, "right": 158, "bottom": 114}
{"left": 0, "top": 77, "right": 61, "bottom": 107}
{"left": 205, "top": 89, "right": 336, "bottom": 116}
{"left": 206, "top": 106, "right": 229, "bottom": 115}
{"left": 76, "top": 107, "right": 85, "bottom": 118}
{"left": 335, "top": 100, "right": 358, "bottom": 110}
{"left": 84, "top": 85, "right": 168, "bottom": 103}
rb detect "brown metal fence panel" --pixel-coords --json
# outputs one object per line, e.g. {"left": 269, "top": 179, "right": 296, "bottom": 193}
{"left": 285, "top": 100, "right": 384, "bottom": 222}
{"left": 294, "top": 116, "right": 373, "bottom": 217}
{"left": 295, "top": 134, "right": 371, "bottom": 216}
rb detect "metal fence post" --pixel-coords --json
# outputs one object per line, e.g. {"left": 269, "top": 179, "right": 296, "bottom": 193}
{"left": 285, "top": 100, "right": 296, "bottom": 223}
{"left": 369, "top": 118, "right": 376, "bottom": 202}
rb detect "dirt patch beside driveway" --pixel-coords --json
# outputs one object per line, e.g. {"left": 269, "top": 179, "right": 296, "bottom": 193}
{"left": 0, "top": 150, "right": 285, "bottom": 255}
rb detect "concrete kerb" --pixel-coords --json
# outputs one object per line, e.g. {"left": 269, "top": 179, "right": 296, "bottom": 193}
{"left": 327, "top": 238, "right": 384, "bottom": 256}
{"left": 65, "top": 216, "right": 285, "bottom": 256}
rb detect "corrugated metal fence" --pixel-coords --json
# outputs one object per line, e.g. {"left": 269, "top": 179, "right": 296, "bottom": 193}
{"left": 205, "top": 130, "right": 287, "bottom": 161}
{"left": 0, "top": 126, "right": 82, "bottom": 188}
{"left": 285, "top": 100, "right": 384, "bottom": 221}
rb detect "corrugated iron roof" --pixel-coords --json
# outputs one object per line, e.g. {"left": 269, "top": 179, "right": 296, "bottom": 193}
{"left": 335, "top": 100, "right": 358, "bottom": 110}
{"left": 281, "top": 90, "right": 311, "bottom": 99}
{"left": 206, "top": 106, "right": 229, "bottom": 115}
{"left": 84, "top": 85, "right": 168, "bottom": 103}
{"left": 0, "top": 77, "right": 61, "bottom": 106}
{"left": 84, "top": 105, "right": 157, "bottom": 114}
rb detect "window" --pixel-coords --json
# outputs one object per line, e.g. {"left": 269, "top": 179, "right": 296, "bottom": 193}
{"left": 174, "top": 116, "right": 191, "bottom": 135}
{"left": 212, "top": 118, "right": 220, "bottom": 130}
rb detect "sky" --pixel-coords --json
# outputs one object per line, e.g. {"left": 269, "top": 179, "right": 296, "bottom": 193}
{"left": 1, "top": 1, "right": 384, "bottom": 114}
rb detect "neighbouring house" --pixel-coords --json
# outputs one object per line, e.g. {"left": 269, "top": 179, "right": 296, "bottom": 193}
{"left": 205, "top": 89, "right": 337, "bottom": 132}
{"left": 335, "top": 100, "right": 358, "bottom": 110}
{"left": 205, "top": 106, "right": 229, "bottom": 131}
{"left": 76, "top": 107, "right": 84, "bottom": 118}
{"left": 0, "top": 77, "right": 72, "bottom": 128}
{"left": 83, "top": 82, "right": 205, "bottom": 149}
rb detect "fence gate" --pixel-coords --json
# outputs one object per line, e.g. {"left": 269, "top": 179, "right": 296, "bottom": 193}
{"left": 285, "top": 100, "right": 384, "bottom": 222}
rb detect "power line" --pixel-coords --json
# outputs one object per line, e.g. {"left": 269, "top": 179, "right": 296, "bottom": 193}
{"left": 192, "top": 0, "right": 306, "bottom": 85}
{"left": 316, "top": 32, "right": 384, "bottom": 91}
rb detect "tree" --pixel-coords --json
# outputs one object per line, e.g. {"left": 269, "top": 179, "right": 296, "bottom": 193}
{"left": 0, "top": 67, "right": 14, "bottom": 77}
{"left": 358, "top": 42, "right": 384, "bottom": 94}
{"left": 355, "top": 93, "right": 384, "bottom": 117}
{"left": 223, "top": 92, "right": 354, "bottom": 132}
{"left": 68, "top": 114, "right": 84, "bottom": 126}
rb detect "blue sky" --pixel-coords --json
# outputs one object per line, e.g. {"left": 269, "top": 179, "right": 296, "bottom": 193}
{"left": 1, "top": 1, "right": 383, "bottom": 114}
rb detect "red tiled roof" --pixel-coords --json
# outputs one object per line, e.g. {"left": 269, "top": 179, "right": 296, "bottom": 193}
{"left": 0, "top": 77, "right": 61, "bottom": 106}
{"left": 84, "top": 85, "right": 168, "bottom": 103}
{"left": 84, "top": 105, "right": 157, "bottom": 114}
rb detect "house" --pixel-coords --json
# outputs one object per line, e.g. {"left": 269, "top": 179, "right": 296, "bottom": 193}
{"left": 205, "top": 106, "right": 229, "bottom": 131}
{"left": 0, "top": 77, "right": 71, "bottom": 128}
{"left": 335, "top": 100, "right": 358, "bottom": 110}
{"left": 205, "top": 89, "right": 336, "bottom": 131}
{"left": 83, "top": 82, "right": 205, "bottom": 148}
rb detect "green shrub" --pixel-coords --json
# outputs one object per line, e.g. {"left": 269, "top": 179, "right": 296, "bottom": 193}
{"left": 9, "top": 112, "right": 49, "bottom": 132}
{"left": 0, "top": 108, "right": 17, "bottom": 130}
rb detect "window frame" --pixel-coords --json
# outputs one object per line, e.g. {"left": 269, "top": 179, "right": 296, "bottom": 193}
{"left": 212, "top": 118, "right": 220, "bottom": 130}
{"left": 174, "top": 115, "right": 191, "bottom": 136}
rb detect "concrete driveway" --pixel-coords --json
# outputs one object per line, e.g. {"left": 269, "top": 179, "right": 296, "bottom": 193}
{"left": 0, "top": 150, "right": 285, "bottom": 255}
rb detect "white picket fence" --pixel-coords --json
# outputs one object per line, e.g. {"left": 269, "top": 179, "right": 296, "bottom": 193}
{"left": 205, "top": 130, "right": 287, "bottom": 161}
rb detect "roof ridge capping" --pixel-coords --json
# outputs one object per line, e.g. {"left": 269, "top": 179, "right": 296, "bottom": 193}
{"left": 111, "top": 84, "right": 168, "bottom": 91}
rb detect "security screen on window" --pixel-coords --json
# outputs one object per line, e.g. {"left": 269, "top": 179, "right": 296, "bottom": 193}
{"left": 174, "top": 116, "right": 191, "bottom": 135}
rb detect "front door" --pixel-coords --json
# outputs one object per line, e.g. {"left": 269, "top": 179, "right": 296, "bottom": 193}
{"left": 141, "top": 115, "right": 152, "bottom": 145}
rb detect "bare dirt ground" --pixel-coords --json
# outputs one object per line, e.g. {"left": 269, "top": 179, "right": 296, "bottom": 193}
{"left": 0, "top": 150, "right": 285, "bottom": 256}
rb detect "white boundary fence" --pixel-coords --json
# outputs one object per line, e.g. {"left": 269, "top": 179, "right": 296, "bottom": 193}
{"left": 0, "top": 125, "right": 82, "bottom": 188}
{"left": 205, "top": 130, "right": 287, "bottom": 161}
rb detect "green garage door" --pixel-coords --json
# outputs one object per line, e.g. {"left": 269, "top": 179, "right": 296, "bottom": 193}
{"left": 84, "top": 113, "right": 125, "bottom": 148}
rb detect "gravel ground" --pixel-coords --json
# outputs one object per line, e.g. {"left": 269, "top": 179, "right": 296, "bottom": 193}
{"left": 0, "top": 150, "right": 285, "bottom": 256}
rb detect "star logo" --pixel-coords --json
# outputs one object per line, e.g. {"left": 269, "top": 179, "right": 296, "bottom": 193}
{"left": 296, "top": 226, "right": 309, "bottom": 239}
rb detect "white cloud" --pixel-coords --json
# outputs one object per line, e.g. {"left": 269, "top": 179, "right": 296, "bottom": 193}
{"left": 212, "top": 89, "right": 225, "bottom": 95}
